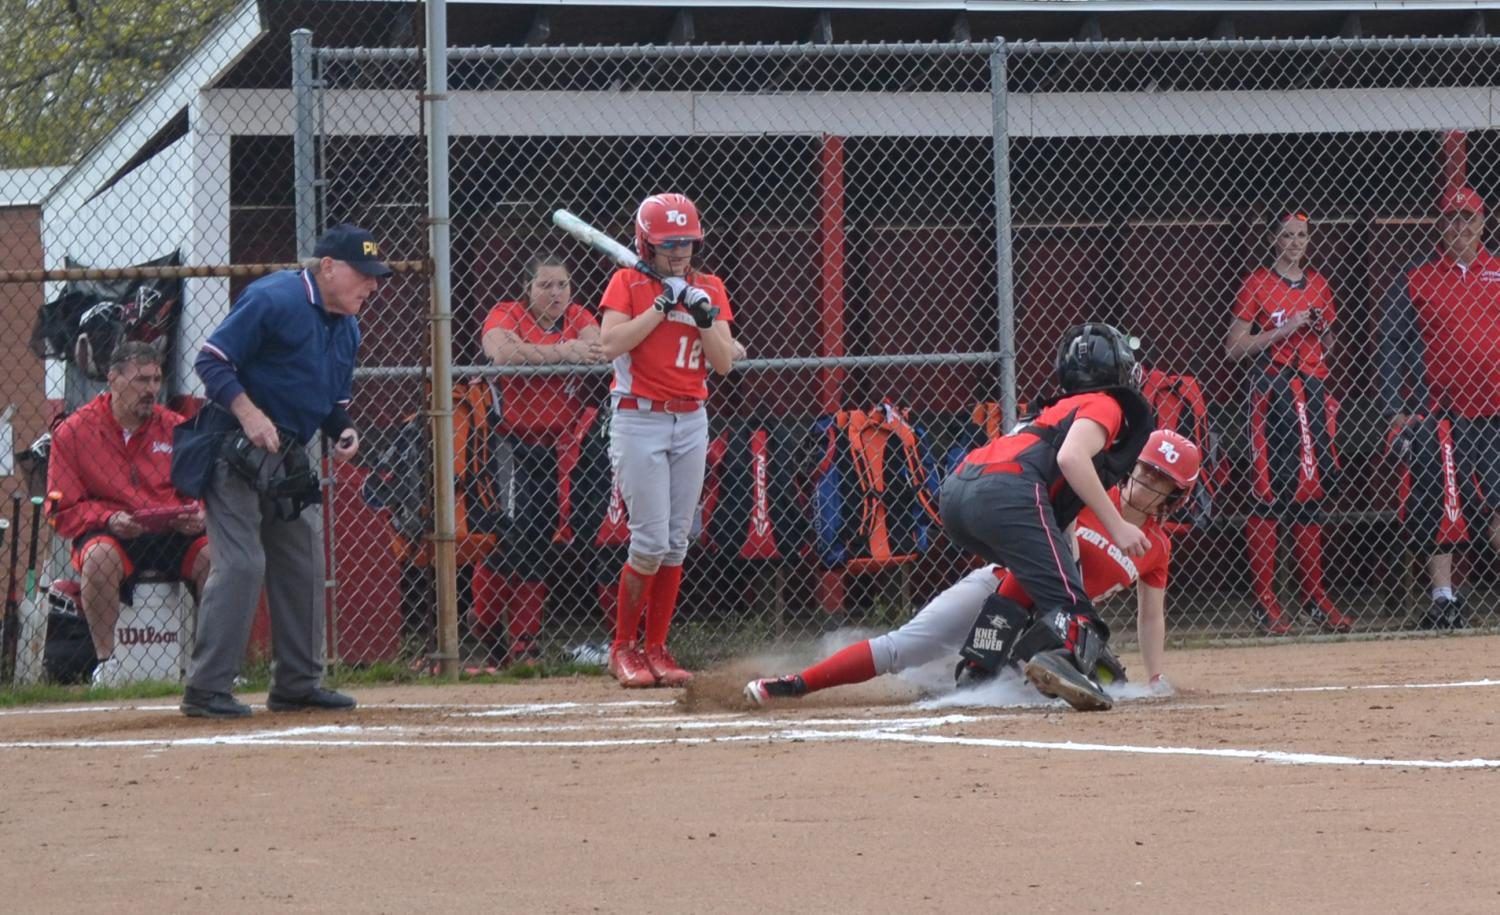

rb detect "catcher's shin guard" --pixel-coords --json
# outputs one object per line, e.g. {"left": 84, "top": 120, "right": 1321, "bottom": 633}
{"left": 955, "top": 593, "right": 1030, "bottom": 685}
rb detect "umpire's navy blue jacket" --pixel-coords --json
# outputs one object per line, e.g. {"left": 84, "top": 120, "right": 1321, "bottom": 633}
{"left": 196, "top": 269, "right": 359, "bottom": 444}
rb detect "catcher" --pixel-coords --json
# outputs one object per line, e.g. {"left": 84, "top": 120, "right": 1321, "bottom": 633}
{"left": 746, "top": 429, "right": 1200, "bottom": 710}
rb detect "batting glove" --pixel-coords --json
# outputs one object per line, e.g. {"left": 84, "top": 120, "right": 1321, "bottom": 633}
{"left": 682, "top": 286, "right": 718, "bottom": 328}
{"left": 651, "top": 292, "right": 676, "bottom": 315}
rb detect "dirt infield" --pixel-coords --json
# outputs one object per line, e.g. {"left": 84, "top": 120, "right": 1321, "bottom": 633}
{"left": 3, "top": 635, "right": 1500, "bottom": 913}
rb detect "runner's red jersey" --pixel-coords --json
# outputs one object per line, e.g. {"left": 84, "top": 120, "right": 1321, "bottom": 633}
{"left": 996, "top": 489, "right": 1171, "bottom": 606}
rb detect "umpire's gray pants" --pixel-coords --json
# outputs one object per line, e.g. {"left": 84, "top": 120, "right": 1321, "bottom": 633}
{"left": 185, "top": 460, "right": 325, "bottom": 695}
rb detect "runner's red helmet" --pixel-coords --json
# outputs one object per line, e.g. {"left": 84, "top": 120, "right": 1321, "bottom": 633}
{"left": 1136, "top": 428, "right": 1201, "bottom": 512}
{"left": 635, "top": 193, "right": 704, "bottom": 259}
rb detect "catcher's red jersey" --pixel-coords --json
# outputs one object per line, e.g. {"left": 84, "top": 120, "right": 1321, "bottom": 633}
{"left": 600, "top": 267, "right": 733, "bottom": 402}
{"left": 996, "top": 490, "right": 1171, "bottom": 606}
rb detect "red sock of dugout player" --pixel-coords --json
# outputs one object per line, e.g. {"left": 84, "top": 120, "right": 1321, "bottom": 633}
{"left": 508, "top": 581, "right": 546, "bottom": 655}
{"left": 1245, "top": 516, "right": 1284, "bottom": 620}
{"left": 1290, "top": 519, "right": 1338, "bottom": 612}
{"left": 644, "top": 564, "right": 684, "bottom": 650}
{"left": 799, "top": 640, "right": 877, "bottom": 693}
{"left": 614, "top": 565, "right": 654, "bottom": 650}
{"left": 469, "top": 564, "right": 512, "bottom": 645}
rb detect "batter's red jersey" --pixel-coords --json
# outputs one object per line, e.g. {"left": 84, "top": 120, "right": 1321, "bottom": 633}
{"left": 47, "top": 394, "right": 191, "bottom": 540}
{"left": 482, "top": 300, "right": 596, "bottom": 440}
{"left": 600, "top": 268, "right": 733, "bottom": 402}
{"left": 961, "top": 392, "right": 1124, "bottom": 490}
{"left": 1232, "top": 267, "right": 1335, "bottom": 379}
{"left": 996, "top": 490, "right": 1171, "bottom": 606}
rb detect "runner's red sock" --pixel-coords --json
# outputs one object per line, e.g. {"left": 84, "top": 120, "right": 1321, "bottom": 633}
{"left": 800, "top": 640, "right": 877, "bottom": 693}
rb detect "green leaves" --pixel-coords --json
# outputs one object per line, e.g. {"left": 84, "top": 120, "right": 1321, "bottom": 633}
{"left": 0, "top": 0, "right": 238, "bottom": 167}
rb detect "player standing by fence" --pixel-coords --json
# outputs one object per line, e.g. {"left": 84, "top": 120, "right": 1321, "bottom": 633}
{"left": 598, "top": 193, "right": 735, "bottom": 688}
{"left": 1380, "top": 185, "right": 1500, "bottom": 631}
{"left": 1226, "top": 211, "right": 1352, "bottom": 635}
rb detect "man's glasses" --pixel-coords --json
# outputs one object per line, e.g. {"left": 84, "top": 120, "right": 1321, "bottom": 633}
{"left": 657, "top": 239, "right": 696, "bottom": 251}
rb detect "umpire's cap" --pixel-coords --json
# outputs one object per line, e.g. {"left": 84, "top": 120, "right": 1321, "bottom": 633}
{"left": 314, "top": 224, "right": 393, "bottom": 277}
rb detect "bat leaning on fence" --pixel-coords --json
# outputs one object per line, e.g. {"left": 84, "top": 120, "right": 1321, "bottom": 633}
{"left": 2, "top": 493, "right": 22, "bottom": 683}
{"left": 551, "top": 209, "right": 663, "bottom": 280}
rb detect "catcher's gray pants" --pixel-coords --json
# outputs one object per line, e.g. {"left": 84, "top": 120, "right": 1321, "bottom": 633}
{"left": 608, "top": 404, "right": 709, "bottom": 566}
{"left": 868, "top": 564, "right": 997, "bottom": 675}
{"left": 185, "top": 460, "right": 326, "bottom": 696}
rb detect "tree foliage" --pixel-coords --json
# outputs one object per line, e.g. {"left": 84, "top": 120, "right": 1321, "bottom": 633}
{"left": 0, "top": 0, "right": 239, "bottom": 168}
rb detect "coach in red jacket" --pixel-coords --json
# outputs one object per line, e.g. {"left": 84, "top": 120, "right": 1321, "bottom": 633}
{"left": 47, "top": 341, "right": 210, "bottom": 686}
{"left": 1379, "top": 185, "right": 1500, "bottom": 630}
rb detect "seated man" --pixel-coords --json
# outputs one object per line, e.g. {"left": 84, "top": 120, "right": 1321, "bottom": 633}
{"left": 47, "top": 341, "right": 210, "bottom": 686}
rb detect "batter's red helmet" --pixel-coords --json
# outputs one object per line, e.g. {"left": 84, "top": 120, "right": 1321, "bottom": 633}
{"left": 635, "top": 193, "right": 704, "bottom": 259}
{"left": 1137, "top": 428, "right": 1201, "bottom": 511}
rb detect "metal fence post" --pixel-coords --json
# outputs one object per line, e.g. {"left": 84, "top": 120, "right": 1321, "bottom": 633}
{"left": 426, "top": 0, "right": 460, "bottom": 679}
{"left": 989, "top": 39, "right": 1018, "bottom": 428}
{"left": 291, "top": 29, "right": 317, "bottom": 258}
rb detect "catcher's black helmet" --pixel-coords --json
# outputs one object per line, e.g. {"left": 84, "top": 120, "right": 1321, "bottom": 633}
{"left": 1055, "top": 323, "right": 1140, "bottom": 394}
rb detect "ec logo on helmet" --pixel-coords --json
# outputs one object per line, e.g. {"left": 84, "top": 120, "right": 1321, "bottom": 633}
{"left": 1158, "top": 441, "right": 1180, "bottom": 463}
{"left": 665, "top": 209, "right": 689, "bottom": 227}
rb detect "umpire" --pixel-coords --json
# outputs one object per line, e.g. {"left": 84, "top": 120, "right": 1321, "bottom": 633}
{"left": 178, "top": 224, "right": 389, "bottom": 718}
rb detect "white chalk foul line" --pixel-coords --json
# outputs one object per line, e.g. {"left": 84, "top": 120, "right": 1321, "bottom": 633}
{"left": 777, "top": 728, "right": 1500, "bottom": 770}
{"left": 1246, "top": 678, "right": 1500, "bottom": 694}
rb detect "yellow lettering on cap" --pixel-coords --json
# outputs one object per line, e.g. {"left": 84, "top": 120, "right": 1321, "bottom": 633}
{"left": 363, "top": 241, "right": 379, "bottom": 256}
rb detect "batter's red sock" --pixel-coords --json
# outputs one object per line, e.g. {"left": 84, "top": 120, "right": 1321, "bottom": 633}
{"left": 799, "top": 640, "right": 877, "bottom": 694}
{"left": 508, "top": 581, "right": 546, "bottom": 655}
{"left": 613, "top": 565, "right": 653, "bottom": 650}
{"left": 644, "top": 564, "right": 684, "bottom": 650}
{"left": 1246, "top": 516, "right": 1284, "bottom": 620}
{"left": 1292, "top": 523, "right": 1336, "bottom": 611}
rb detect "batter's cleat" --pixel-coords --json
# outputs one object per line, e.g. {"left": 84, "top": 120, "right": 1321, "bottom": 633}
{"left": 1309, "top": 604, "right": 1354, "bottom": 634}
{"left": 609, "top": 644, "right": 658, "bottom": 688}
{"left": 1419, "top": 596, "right": 1467, "bottom": 631}
{"left": 1023, "top": 649, "right": 1113, "bottom": 712}
{"left": 643, "top": 645, "right": 693, "bottom": 687}
{"left": 743, "top": 674, "right": 807, "bottom": 706}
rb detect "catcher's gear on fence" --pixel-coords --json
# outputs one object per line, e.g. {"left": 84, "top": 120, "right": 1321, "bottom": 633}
{"left": 1057, "top": 323, "right": 1141, "bottom": 394}
{"left": 682, "top": 287, "right": 718, "bottom": 328}
{"left": 635, "top": 192, "right": 704, "bottom": 260}
{"left": 955, "top": 593, "right": 1030, "bottom": 684}
{"left": 223, "top": 429, "right": 320, "bottom": 520}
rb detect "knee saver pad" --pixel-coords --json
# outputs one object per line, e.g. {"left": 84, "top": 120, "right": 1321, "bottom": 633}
{"left": 956, "top": 593, "right": 1031, "bottom": 682}
{"left": 628, "top": 553, "right": 663, "bottom": 576}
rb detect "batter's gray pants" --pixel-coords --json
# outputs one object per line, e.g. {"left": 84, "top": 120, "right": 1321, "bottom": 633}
{"left": 185, "top": 460, "right": 326, "bottom": 695}
{"left": 608, "top": 404, "right": 709, "bottom": 566}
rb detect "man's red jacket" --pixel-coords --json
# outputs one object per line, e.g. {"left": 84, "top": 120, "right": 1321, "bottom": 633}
{"left": 47, "top": 394, "right": 191, "bottom": 540}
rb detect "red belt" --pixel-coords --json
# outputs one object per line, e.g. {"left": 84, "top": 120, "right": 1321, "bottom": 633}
{"left": 963, "top": 460, "right": 1023, "bottom": 476}
{"left": 616, "top": 396, "right": 703, "bottom": 414}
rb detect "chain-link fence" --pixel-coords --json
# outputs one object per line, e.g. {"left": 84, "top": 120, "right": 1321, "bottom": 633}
{"left": 4, "top": 27, "right": 1500, "bottom": 689}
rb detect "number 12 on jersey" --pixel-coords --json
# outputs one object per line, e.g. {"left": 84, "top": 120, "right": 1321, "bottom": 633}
{"left": 675, "top": 337, "right": 703, "bottom": 369}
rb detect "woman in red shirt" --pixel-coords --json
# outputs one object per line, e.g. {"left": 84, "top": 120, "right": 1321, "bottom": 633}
{"left": 597, "top": 193, "right": 736, "bottom": 688}
{"left": 472, "top": 254, "right": 603, "bottom": 667}
{"left": 1225, "top": 211, "right": 1351, "bottom": 634}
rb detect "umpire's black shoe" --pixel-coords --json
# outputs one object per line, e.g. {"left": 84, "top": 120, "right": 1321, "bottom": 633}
{"left": 180, "top": 687, "right": 253, "bottom": 719}
{"left": 266, "top": 687, "right": 357, "bottom": 713}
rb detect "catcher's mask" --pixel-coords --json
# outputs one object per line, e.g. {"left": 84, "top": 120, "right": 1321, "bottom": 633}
{"left": 74, "top": 300, "right": 127, "bottom": 382}
{"left": 223, "top": 430, "right": 321, "bottom": 520}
